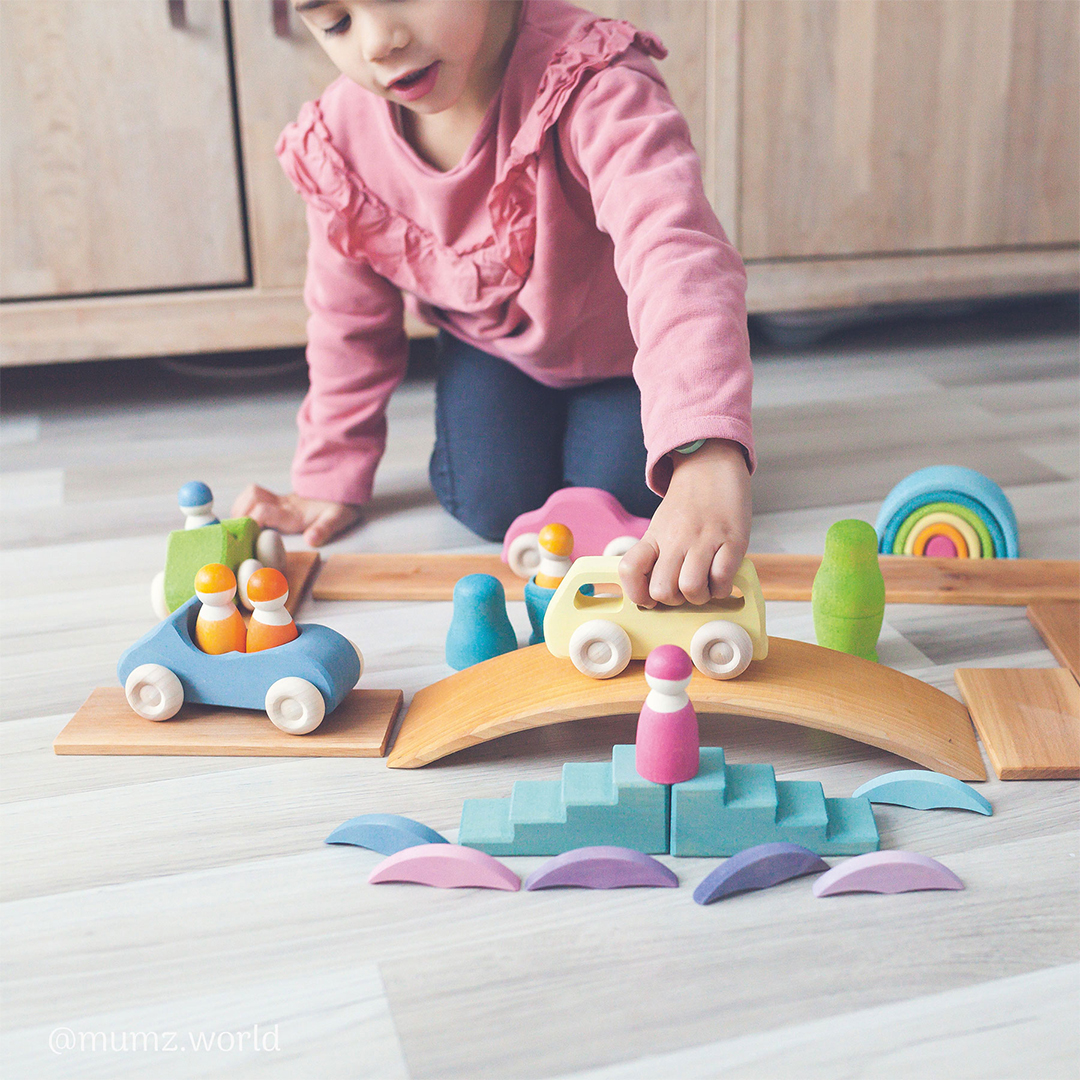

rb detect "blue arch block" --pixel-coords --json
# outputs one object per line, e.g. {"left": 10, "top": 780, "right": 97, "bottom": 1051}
{"left": 326, "top": 814, "right": 449, "bottom": 855}
{"left": 875, "top": 467, "right": 1018, "bottom": 558}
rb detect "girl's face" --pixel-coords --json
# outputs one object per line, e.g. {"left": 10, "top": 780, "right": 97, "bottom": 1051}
{"left": 294, "top": 0, "right": 515, "bottom": 115}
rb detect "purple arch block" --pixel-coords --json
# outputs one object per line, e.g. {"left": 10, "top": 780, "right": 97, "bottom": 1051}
{"left": 693, "top": 842, "right": 830, "bottom": 905}
{"left": 524, "top": 846, "right": 679, "bottom": 890}
{"left": 369, "top": 844, "right": 520, "bottom": 891}
{"left": 325, "top": 814, "right": 450, "bottom": 855}
{"left": 813, "top": 851, "right": 964, "bottom": 897}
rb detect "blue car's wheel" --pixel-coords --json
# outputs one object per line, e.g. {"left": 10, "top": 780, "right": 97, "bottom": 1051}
{"left": 265, "top": 677, "right": 326, "bottom": 735}
{"left": 125, "top": 663, "right": 184, "bottom": 720}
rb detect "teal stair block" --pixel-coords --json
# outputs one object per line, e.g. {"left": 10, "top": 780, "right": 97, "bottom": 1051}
{"left": 458, "top": 799, "right": 514, "bottom": 847}
{"left": 818, "top": 797, "right": 880, "bottom": 855}
{"left": 671, "top": 750, "right": 880, "bottom": 856}
{"left": 458, "top": 745, "right": 668, "bottom": 856}
{"left": 671, "top": 751, "right": 777, "bottom": 856}
{"left": 509, "top": 781, "right": 565, "bottom": 823}
{"left": 773, "top": 781, "right": 830, "bottom": 849}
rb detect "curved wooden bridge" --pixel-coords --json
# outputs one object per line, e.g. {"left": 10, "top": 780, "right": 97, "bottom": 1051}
{"left": 386, "top": 639, "right": 987, "bottom": 780}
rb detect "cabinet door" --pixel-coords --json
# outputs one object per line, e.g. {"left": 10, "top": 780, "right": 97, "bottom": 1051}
{"left": 740, "top": 0, "right": 1080, "bottom": 260}
{"left": 230, "top": 1, "right": 342, "bottom": 290}
{"left": 0, "top": 0, "right": 247, "bottom": 299}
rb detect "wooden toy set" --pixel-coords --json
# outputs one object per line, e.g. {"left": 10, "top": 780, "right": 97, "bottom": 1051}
{"left": 55, "top": 476, "right": 1079, "bottom": 787}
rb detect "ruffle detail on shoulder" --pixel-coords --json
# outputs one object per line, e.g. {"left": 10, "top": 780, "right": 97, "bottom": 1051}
{"left": 277, "top": 102, "right": 517, "bottom": 309}
{"left": 488, "top": 19, "right": 666, "bottom": 276}
{"left": 276, "top": 17, "right": 666, "bottom": 302}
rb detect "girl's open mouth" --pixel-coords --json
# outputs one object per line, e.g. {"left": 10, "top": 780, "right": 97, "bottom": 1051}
{"left": 387, "top": 62, "right": 440, "bottom": 102}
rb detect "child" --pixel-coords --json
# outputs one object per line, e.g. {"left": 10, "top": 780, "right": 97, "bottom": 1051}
{"left": 234, "top": 0, "right": 754, "bottom": 609}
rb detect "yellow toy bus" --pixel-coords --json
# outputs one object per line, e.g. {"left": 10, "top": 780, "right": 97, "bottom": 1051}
{"left": 543, "top": 556, "right": 768, "bottom": 680}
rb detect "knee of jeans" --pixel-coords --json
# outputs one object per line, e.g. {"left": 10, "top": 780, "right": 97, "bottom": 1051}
{"left": 447, "top": 496, "right": 522, "bottom": 543}
{"left": 428, "top": 466, "right": 515, "bottom": 542}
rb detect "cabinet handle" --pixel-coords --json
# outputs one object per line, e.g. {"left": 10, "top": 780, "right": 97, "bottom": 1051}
{"left": 272, "top": 0, "right": 290, "bottom": 37}
{"left": 168, "top": 0, "right": 185, "bottom": 29}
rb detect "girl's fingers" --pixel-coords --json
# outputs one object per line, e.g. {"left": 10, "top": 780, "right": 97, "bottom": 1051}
{"left": 619, "top": 538, "right": 660, "bottom": 607}
{"left": 231, "top": 483, "right": 274, "bottom": 518}
{"left": 252, "top": 502, "right": 305, "bottom": 535}
{"left": 709, "top": 543, "right": 745, "bottom": 599}
{"left": 304, "top": 504, "right": 361, "bottom": 547}
{"left": 677, "top": 547, "right": 716, "bottom": 605}
{"left": 647, "top": 545, "right": 691, "bottom": 607}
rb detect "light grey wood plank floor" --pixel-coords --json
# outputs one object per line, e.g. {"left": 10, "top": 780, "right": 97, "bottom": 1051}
{"left": 1, "top": 297, "right": 1078, "bottom": 1079}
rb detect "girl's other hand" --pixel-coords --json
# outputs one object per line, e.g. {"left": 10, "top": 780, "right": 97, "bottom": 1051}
{"left": 232, "top": 484, "right": 362, "bottom": 548}
{"left": 618, "top": 439, "right": 751, "bottom": 608}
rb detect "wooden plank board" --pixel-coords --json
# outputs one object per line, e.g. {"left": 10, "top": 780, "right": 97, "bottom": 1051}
{"left": 757, "top": 554, "right": 1080, "bottom": 604}
{"left": 284, "top": 550, "right": 320, "bottom": 615}
{"left": 954, "top": 668, "right": 1080, "bottom": 780}
{"left": 314, "top": 552, "right": 525, "bottom": 602}
{"left": 387, "top": 639, "right": 986, "bottom": 780}
{"left": 313, "top": 551, "right": 1080, "bottom": 605}
{"left": 1027, "top": 603, "right": 1080, "bottom": 681}
{"left": 53, "top": 686, "right": 402, "bottom": 758}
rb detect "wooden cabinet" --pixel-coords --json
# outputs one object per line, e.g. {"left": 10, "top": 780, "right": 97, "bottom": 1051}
{"left": 739, "top": 0, "right": 1080, "bottom": 259}
{"left": 0, "top": 0, "right": 246, "bottom": 299}
{"left": 2, "top": 0, "right": 1077, "bottom": 366}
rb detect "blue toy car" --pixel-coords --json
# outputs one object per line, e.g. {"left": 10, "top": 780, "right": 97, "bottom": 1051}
{"left": 118, "top": 597, "right": 363, "bottom": 735}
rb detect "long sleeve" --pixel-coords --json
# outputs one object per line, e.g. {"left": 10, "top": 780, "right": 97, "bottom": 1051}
{"left": 291, "top": 203, "right": 409, "bottom": 505}
{"left": 559, "top": 60, "right": 754, "bottom": 495}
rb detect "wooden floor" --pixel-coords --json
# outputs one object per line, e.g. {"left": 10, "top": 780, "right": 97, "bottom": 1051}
{"left": 2, "top": 297, "right": 1078, "bottom": 1079}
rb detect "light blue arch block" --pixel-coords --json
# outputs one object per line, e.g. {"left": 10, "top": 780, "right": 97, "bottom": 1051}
{"left": 325, "top": 814, "right": 450, "bottom": 855}
{"left": 875, "top": 467, "right": 1018, "bottom": 557}
{"left": 879, "top": 491, "right": 1008, "bottom": 558}
{"left": 852, "top": 771, "right": 992, "bottom": 815}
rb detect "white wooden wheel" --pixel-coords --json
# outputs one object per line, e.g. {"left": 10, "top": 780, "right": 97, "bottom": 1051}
{"left": 150, "top": 571, "right": 170, "bottom": 620}
{"left": 602, "top": 535, "right": 639, "bottom": 559}
{"left": 347, "top": 639, "right": 365, "bottom": 682}
{"left": 236, "top": 558, "right": 262, "bottom": 610}
{"left": 690, "top": 620, "right": 754, "bottom": 680}
{"left": 255, "top": 528, "right": 288, "bottom": 572}
{"left": 265, "top": 677, "right": 326, "bottom": 735}
{"left": 507, "top": 532, "right": 541, "bottom": 578}
{"left": 124, "top": 663, "right": 184, "bottom": 720}
{"left": 568, "top": 619, "right": 632, "bottom": 679}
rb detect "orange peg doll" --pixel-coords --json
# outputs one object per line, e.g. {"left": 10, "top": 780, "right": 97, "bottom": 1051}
{"left": 534, "top": 523, "right": 574, "bottom": 589}
{"left": 194, "top": 563, "right": 247, "bottom": 655}
{"left": 245, "top": 567, "right": 299, "bottom": 653}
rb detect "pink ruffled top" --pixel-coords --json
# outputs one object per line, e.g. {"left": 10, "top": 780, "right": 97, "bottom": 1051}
{"left": 277, "top": 0, "right": 754, "bottom": 506}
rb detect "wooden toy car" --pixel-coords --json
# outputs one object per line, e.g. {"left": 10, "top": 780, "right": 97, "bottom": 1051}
{"left": 501, "top": 487, "right": 651, "bottom": 579}
{"left": 118, "top": 596, "right": 363, "bottom": 734}
{"left": 543, "top": 556, "right": 768, "bottom": 680}
{"left": 151, "top": 517, "right": 287, "bottom": 619}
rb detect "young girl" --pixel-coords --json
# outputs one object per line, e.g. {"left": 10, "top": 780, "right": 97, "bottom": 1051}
{"left": 234, "top": 0, "right": 754, "bottom": 609}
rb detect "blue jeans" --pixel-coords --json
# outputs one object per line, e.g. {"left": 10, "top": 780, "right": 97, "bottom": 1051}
{"left": 429, "top": 333, "right": 661, "bottom": 541}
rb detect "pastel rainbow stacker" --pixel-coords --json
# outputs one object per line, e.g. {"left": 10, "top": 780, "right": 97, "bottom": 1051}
{"left": 194, "top": 563, "right": 247, "bottom": 655}
{"left": 245, "top": 567, "right": 299, "bottom": 653}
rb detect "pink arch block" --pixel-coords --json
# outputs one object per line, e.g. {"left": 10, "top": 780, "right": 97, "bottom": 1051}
{"left": 813, "top": 851, "right": 963, "bottom": 897}
{"left": 924, "top": 534, "right": 958, "bottom": 558}
{"left": 368, "top": 843, "right": 520, "bottom": 891}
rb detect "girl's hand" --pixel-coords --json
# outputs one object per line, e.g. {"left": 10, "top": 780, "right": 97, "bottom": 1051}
{"left": 619, "top": 439, "right": 751, "bottom": 607}
{"left": 231, "top": 485, "right": 362, "bottom": 548}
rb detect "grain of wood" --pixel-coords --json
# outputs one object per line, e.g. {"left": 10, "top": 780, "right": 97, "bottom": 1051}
{"left": 388, "top": 639, "right": 985, "bottom": 779}
{"left": 314, "top": 551, "right": 1080, "bottom": 605}
{"left": 1027, "top": 602, "right": 1080, "bottom": 681}
{"left": 955, "top": 667, "right": 1080, "bottom": 779}
{"left": 53, "top": 686, "right": 402, "bottom": 758}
